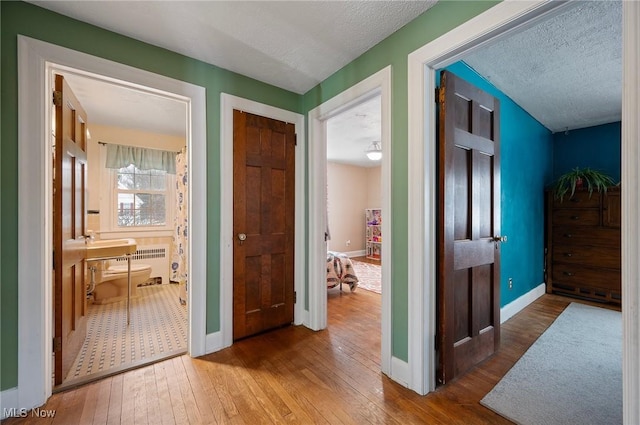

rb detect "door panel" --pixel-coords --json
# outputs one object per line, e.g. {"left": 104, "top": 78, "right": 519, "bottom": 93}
{"left": 437, "top": 70, "right": 501, "bottom": 384}
{"left": 54, "top": 74, "right": 88, "bottom": 385}
{"left": 233, "top": 110, "right": 295, "bottom": 340}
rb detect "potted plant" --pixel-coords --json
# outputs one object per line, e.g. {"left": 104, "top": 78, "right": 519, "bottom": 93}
{"left": 554, "top": 167, "right": 615, "bottom": 201}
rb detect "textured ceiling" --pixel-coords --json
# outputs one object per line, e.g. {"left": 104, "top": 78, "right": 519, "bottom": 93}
{"left": 463, "top": 1, "right": 622, "bottom": 133}
{"left": 36, "top": 1, "right": 623, "bottom": 165}
{"left": 30, "top": 0, "right": 437, "bottom": 94}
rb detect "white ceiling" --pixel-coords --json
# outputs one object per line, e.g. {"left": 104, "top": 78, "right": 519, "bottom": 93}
{"left": 31, "top": 0, "right": 437, "bottom": 95}
{"left": 35, "top": 1, "right": 622, "bottom": 164}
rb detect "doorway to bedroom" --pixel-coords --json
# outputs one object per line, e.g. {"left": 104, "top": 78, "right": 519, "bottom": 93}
{"left": 325, "top": 93, "right": 383, "bottom": 297}
{"left": 324, "top": 89, "right": 383, "bottom": 371}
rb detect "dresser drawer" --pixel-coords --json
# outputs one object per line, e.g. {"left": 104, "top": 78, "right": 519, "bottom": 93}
{"left": 552, "top": 264, "right": 621, "bottom": 291}
{"left": 553, "top": 191, "right": 601, "bottom": 208}
{"left": 552, "top": 244, "right": 620, "bottom": 269}
{"left": 552, "top": 227, "right": 620, "bottom": 248}
{"left": 552, "top": 208, "right": 600, "bottom": 226}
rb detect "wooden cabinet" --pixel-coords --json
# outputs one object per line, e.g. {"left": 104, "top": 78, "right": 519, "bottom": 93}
{"left": 365, "top": 208, "right": 381, "bottom": 260}
{"left": 546, "top": 188, "right": 621, "bottom": 304}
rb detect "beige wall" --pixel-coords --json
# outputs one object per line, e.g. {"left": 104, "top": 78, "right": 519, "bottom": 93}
{"left": 327, "top": 162, "right": 381, "bottom": 253}
{"left": 86, "top": 123, "right": 185, "bottom": 236}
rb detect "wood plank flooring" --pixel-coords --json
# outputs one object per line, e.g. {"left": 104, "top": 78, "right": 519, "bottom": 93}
{"left": 2, "top": 291, "right": 619, "bottom": 424}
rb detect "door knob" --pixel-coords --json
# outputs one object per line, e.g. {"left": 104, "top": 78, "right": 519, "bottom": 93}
{"left": 238, "top": 233, "right": 246, "bottom": 245}
{"left": 492, "top": 235, "right": 507, "bottom": 249}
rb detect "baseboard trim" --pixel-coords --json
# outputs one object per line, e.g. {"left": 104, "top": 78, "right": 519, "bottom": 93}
{"left": 1, "top": 387, "right": 19, "bottom": 420}
{"left": 205, "top": 331, "right": 226, "bottom": 354}
{"left": 390, "top": 356, "right": 410, "bottom": 388}
{"left": 501, "top": 283, "right": 546, "bottom": 324}
{"left": 329, "top": 249, "right": 366, "bottom": 258}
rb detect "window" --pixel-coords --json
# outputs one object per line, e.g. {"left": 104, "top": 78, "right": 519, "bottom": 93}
{"left": 115, "top": 164, "right": 170, "bottom": 227}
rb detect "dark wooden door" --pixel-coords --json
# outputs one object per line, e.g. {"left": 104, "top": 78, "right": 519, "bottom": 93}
{"left": 233, "top": 110, "right": 295, "bottom": 340}
{"left": 54, "top": 74, "right": 88, "bottom": 384}
{"left": 437, "top": 70, "right": 502, "bottom": 384}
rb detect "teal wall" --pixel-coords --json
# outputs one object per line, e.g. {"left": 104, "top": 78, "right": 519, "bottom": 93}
{"left": 438, "top": 62, "right": 554, "bottom": 307}
{"left": 1, "top": 1, "right": 499, "bottom": 390}
{"left": 552, "top": 122, "right": 621, "bottom": 183}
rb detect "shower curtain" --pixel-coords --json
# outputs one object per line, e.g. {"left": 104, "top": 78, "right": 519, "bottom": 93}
{"left": 171, "top": 149, "right": 188, "bottom": 304}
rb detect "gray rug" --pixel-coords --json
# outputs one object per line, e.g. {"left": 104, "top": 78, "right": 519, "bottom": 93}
{"left": 480, "top": 302, "right": 622, "bottom": 425}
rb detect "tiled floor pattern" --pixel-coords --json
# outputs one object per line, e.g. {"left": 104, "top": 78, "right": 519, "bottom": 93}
{"left": 64, "top": 283, "right": 187, "bottom": 382}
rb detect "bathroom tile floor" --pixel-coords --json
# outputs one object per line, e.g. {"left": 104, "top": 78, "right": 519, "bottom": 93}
{"left": 63, "top": 283, "right": 187, "bottom": 384}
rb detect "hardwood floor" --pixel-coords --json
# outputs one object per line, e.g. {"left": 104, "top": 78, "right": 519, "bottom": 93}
{"left": 3, "top": 291, "right": 619, "bottom": 424}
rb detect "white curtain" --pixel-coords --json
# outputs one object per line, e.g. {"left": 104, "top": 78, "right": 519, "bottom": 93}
{"left": 171, "top": 150, "right": 188, "bottom": 287}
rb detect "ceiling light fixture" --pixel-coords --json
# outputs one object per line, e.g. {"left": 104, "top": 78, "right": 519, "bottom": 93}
{"left": 366, "top": 141, "right": 382, "bottom": 161}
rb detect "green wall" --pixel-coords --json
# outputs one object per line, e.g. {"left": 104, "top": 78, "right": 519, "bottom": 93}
{"left": 0, "top": 1, "right": 300, "bottom": 391}
{"left": 1, "top": 0, "right": 498, "bottom": 391}
{"left": 302, "top": 1, "right": 498, "bottom": 361}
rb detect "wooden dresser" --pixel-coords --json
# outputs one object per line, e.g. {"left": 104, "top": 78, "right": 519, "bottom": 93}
{"left": 545, "top": 187, "right": 621, "bottom": 304}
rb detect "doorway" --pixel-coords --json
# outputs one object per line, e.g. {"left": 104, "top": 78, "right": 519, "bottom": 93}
{"left": 52, "top": 71, "right": 191, "bottom": 388}
{"left": 406, "top": 0, "right": 639, "bottom": 405}
{"left": 325, "top": 93, "right": 383, "bottom": 295}
{"left": 17, "top": 36, "right": 207, "bottom": 407}
{"left": 308, "top": 66, "right": 393, "bottom": 379}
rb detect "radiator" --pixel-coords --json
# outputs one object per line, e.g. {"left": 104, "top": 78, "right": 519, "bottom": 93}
{"left": 113, "top": 244, "right": 170, "bottom": 285}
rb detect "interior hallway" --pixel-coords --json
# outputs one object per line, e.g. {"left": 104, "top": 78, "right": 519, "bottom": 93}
{"left": 4, "top": 291, "right": 614, "bottom": 424}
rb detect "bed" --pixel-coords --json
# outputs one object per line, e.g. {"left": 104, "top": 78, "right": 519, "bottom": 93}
{"left": 326, "top": 251, "right": 359, "bottom": 291}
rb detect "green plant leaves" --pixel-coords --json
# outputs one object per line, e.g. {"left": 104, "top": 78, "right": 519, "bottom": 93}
{"left": 554, "top": 167, "right": 614, "bottom": 201}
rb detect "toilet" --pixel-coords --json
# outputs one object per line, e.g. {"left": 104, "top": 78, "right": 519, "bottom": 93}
{"left": 88, "top": 259, "right": 152, "bottom": 304}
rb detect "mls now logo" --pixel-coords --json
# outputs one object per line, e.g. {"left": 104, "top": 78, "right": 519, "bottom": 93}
{"left": 3, "top": 407, "right": 56, "bottom": 418}
{"left": 3, "top": 408, "right": 28, "bottom": 418}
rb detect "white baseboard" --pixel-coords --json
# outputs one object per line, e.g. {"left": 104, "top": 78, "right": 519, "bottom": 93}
{"left": 0, "top": 387, "right": 19, "bottom": 420}
{"left": 390, "top": 356, "right": 410, "bottom": 388}
{"left": 344, "top": 249, "right": 366, "bottom": 258}
{"left": 205, "top": 331, "right": 227, "bottom": 354}
{"left": 501, "top": 283, "right": 546, "bottom": 324}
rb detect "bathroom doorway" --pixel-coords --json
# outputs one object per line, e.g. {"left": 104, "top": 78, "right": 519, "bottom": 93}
{"left": 51, "top": 68, "right": 190, "bottom": 389}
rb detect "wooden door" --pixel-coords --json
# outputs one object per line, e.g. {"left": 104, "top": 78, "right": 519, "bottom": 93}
{"left": 53, "top": 74, "right": 89, "bottom": 385}
{"left": 233, "top": 110, "right": 295, "bottom": 340}
{"left": 437, "top": 70, "right": 502, "bottom": 384}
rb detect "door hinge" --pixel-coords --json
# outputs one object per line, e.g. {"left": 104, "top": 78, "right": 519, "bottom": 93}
{"left": 52, "top": 337, "right": 62, "bottom": 352}
{"left": 294, "top": 291, "right": 297, "bottom": 304}
{"left": 435, "top": 87, "right": 445, "bottom": 104}
{"left": 53, "top": 90, "right": 62, "bottom": 107}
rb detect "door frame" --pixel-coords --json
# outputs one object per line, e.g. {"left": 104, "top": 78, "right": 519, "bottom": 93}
{"left": 407, "top": 1, "right": 640, "bottom": 415}
{"left": 220, "top": 94, "right": 306, "bottom": 348}
{"left": 308, "top": 66, "right": 393, "bottom": 378}
{"left": 17, "top": 35, "right": 207, "bottom": 409}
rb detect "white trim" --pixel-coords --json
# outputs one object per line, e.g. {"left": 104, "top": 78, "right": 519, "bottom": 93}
{"left": 219, "top": 93, "right": 306, "bottom": 349}
{"left": 622, "top": 2, "right": 640, "bottom": 423}
{"left": 340, "top": 250, "right": 366, "bottom": 258}
{"left": 205, "top": 331, "right": 224, "bottom": 353}
{"left": 17, "top": 36, "right": 207, "bottom": 409}
{"left": 407, "top": 0, "right": 595, "bottom": 396}
{"left": 500, "top": 283, "right": 546, "bottom": 324}
{"left": 0, "top": 388, "right": 19, "bottom": 420}
{"left": 390, "top": 357, "right": 410, "bottom": 388}
{"left": 308, "top": 66, "right": 392, "bottom": 377}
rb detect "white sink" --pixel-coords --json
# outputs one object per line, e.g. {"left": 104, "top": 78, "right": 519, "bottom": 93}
{"left": 86, "top": 238, "right": 137, "bottom": 259}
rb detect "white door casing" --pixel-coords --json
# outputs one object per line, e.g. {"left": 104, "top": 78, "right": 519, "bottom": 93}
{"left": 17, "top": 36, "right": 207, "bottom": 409}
